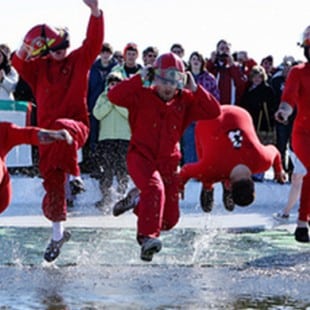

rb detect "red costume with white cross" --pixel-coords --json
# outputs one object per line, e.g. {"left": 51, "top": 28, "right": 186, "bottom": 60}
{"left": 179, "top": 105, "right": 283, "bottom": 189}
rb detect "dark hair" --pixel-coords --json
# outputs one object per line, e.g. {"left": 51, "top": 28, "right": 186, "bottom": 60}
{"left": 170, "top": 43, "right": 184, "bottom": 53}
{"left": 216, "top": 39, "right": 230, "bottom": 49}
{"left": 0, "top": 46, "right": 11, "bottom": 74}
{"left": 260, "top": 55, "right": 273, "bottom": 65}
{"left": 101, "top": 42, "right": 113, "bottom": 54}
{"left": 304, "top": 46, "right": 310, "bottom": 62}
{"left": 231, "top": 179, "right": 255, "bottom": 206}
{"left": 188, "top": 51, "right": 205, "bottom": 74}
{"left": 142, "top": 46, "right": 159, "bottom": 57}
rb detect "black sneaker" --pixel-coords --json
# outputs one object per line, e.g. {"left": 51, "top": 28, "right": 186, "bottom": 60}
{"left": 70, "top": 179, "right": 86, "bottom": 195}
{"left": 200, "top": 188, "right": 214, "bottom": 212}
{"left": 294, "top": 227, "right": 310, "bottom": 243}
{"left": 66, "top": 198, "right": 74, "bottom": 208}
{"left": 140, "top": 237, "right": 162, "bottom": 262}
{"left": 222, "top": 183, "right": 235, "bottom": 211}
{"left": 44, "top": 230, "right": 71, "bottom": 262}
{"left": 113, "top": 187, "right": 140, "bottom": 216}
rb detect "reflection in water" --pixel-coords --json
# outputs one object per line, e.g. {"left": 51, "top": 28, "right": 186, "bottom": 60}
{"left": 0, "top": 227, "right": 310, "bottom": 308}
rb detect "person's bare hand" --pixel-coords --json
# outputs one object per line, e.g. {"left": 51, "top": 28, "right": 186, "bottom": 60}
{"left": 83, "top": 0, "right": 100, "bottom": 16}
{"left": 274, "top": 102, "right": 293, "bottom": 124}
{"left": 38, "top": 129, "right": 73, "bottom": 145}
{"left": 275, "top": 170, "right": 287, "bottom": 184}
{"left": 274, "top": 109, "right": 289, "bottom": 124}
{"left": 184, "top": 71, "right": 197, "bottom": 92}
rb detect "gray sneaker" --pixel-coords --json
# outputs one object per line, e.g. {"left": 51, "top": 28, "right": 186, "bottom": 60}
{"left": 113, "top": 187, "right": 140, "bottom": 216}
{"left": 44, "top": 230, "right": 71, "bottom": 262}
{"left": 140, "top": 237, "right": 162, "bottom": 262}
{"left": 273, "top": 212, "right": 290, "bottom": 222}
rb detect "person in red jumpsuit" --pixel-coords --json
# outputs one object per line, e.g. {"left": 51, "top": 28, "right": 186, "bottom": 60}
{"left": 275, "top": 25, "right": 310, "bottom": 243}
{"left": 108, "top": 52, "right": 221, "bottom": 262}
{"left": 11, "top": 0, "right": 104, "bottom": 262}
{"left": 179, "top": 105, "right": 286, "bottom": 213}
{"left": 0, "top": 122, "right": 72, "bottom": 214}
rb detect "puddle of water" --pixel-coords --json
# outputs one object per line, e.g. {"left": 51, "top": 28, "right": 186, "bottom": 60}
{"left": 0, "top": 227, "right": 310, "bottom": 309}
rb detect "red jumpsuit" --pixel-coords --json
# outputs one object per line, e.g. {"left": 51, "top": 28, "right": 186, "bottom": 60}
{"left": 108, "top": 74, "right": 221, "bottom": 239}
{"left": 281, "top": 62, "right": 310, "bottom": 221}
{"left": 0, "top": 122, "right": 40, "bottom": 213}
{"left": 12, "top": 13, "right": 104, "bottom": 222}
{"left": 179, "top": 105, "right": 283, "bottom": 189}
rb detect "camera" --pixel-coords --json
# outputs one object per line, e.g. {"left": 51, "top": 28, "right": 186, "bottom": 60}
{"left": 216, "top": 52, "right": 229, "bottom": 62}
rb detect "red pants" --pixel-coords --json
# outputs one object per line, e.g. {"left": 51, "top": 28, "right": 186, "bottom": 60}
{"left": 127, "top": 151, "right": 180, "bottom": 239}
{"left": 39, "top": 118, "right": 89, "bottom": 222}
{"left": 293, "top": 130, "right": 310, "bottom": 222}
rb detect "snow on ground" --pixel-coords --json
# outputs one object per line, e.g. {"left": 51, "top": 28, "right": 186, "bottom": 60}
{"left": 0, "top": 173, "right": 297, "bottom": 232}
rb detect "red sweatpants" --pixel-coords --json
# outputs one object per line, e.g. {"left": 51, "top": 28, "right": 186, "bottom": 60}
{"left": 127, "top": 151, "right": 180, "bottom": 239}
{"left": 293, "top": 130, "right": 310, "bottom": 222}
{"left": 39, "top": 118, "right": 89, "bottom": 222}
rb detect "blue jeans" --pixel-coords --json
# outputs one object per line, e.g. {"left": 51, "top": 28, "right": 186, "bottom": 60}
{"left": 181, "top": 122, "right": 197, "bottom": 165}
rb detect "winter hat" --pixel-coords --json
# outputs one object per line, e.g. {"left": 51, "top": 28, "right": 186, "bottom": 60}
{"left": 123, "top": 42, "right": 138, "bottom": 56}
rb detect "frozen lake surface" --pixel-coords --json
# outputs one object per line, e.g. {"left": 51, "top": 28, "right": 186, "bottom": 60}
{"left": 1, "top": 175, "right": 310, "bottom": 309}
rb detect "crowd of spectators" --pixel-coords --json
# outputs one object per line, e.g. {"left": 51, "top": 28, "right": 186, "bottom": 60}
{"left": 1, "top": 39, "right": 302, "bottom": 201}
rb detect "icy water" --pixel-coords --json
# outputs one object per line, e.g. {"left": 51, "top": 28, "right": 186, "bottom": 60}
{"left": 1, "top": 226, "right": 310, "bottom": 309}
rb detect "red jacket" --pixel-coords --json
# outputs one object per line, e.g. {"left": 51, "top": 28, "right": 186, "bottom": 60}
{"left": 179, "top": 105, "right": 283, "bottom": 188}
{"left": 12, "top": 13, "right": 104, "bottom": 129}
{"left": 206, "top": 60, "right": 247, "bottom": 105}
{"left": 282, "top": 62, "right": 310, "bottom": 168}
{"left": 108, "top": 74, "right": 221, "bottom": 163}
{"left": 282, "top": 63, "right": 310, "bottom": 135}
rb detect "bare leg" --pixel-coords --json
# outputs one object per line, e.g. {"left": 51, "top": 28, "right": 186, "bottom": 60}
{"left": 282, "top": 173, "right": 303, "bottom": 216}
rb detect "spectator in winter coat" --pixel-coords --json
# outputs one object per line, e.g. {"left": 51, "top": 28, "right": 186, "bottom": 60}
{"left": 92, "top": 72, "right": 130, "bottom": 209}
{"left": 239, "top": 65, "right": 276, "bottom": 135}
{"left": 108, "top": 52, "right": 221, "bottom": 262}
{"left": 270, "top": 60, "right": 296, "bottom": 176}
{"left": 112, "top": 42, "right": 142, "bottom": 79}
{"left": 11, "top": 0, "right": 104, "bottom": 263}
{"left": 239, "top": 65, "right": 276, "bottom": 182}
{"left": 0, "top": 44, "right": 18, "bottom": 100}
{"left": 86, "top": 42, "right": 117, "bottom": 156}
{"left": 206, "top": 39, "right": 247, "bottom": 105}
